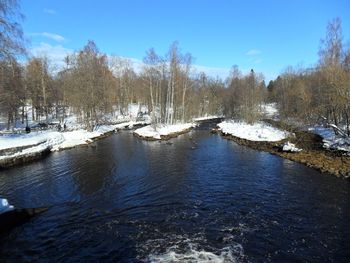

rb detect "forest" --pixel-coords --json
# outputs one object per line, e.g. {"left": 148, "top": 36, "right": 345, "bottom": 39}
{"left": 1, "top": 1, "right": 350, "bottom": 135}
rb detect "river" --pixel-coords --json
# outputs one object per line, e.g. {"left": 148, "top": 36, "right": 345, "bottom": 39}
{"left": 0, "top": 127, "right": 349, "bottom": 262}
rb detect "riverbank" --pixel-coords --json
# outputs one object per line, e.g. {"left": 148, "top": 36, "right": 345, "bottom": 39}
{"left": 0, "top": 121, "right": 149, "bottom": 169}
{"left": 133, "top": 116, "right": 225, "bottom": 141}
{"left": 217, "top": 120, "right": 350, "bottom": 178}
{"left": 133, "top": 123, "right": 196, "bottom": 141}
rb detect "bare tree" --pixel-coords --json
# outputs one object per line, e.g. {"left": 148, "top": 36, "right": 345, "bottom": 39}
{"left": 180, "top": 53, "right": 192, "bottom": 122}
{"left": 0, "top": 0, "right": 25, "bottom": 60}
{"left": 318, "top": 18, "right": 350, "bottom": 134}
{"left": 143, "top": 48, "right": 162, "bottom": 125}
{"left": 109, "top": 55, "right": 137, "bottom": 116}
{"left": 0, "top": 58, "right": 24, "bottom": 129}
{"left": 26, "top": 57, "right": 52, "bottom": 122}
{"left": 61, "top": 41, "right": 117, "bottom": 130}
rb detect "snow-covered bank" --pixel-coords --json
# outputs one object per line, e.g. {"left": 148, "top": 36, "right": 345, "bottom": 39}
{"left": 0, "top": 121, "right": 149, "bottom": 167}
{"left": 51, "top": 122, "right": 149, "bottom": 151}
{"left": 282, "top": 141, "right": 302, "bottom": 152}
{"left": 0, "top": 131, "right": 63, "bottom": 152}
{"left": 309, "top": 126, "right": 350, "bottom": 153}
{"left": 0, "top": 198, "right": 14, "bottom": 214}
{"left": 134, "top": 123, "right": 196, "bottom": 140}
{"left": 218, "top": 120, "right": 288, "bottom": 142}
{"left": 51, "top": 124, "right": 119, "bottom": 151}
{"left": 193, "top": 115, "right": 223, "bottom": 122}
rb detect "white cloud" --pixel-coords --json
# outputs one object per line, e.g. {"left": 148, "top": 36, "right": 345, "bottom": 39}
{"left": 42, "top": 32, "right": 65, "bottom": 42}
{"left": 246, "top": 49, "right": 262, "bottom": 56}
{"left": 29, "top": 42, "right": 73, "bottom": 69}
{"left": 41, "top": 32, "right": 65, "bottom": 42}
{"left": 28, "top": 32, "right": 66, "bottom": 43}
{"left": 43, "top": 8, "right": 56, "bottom": 15}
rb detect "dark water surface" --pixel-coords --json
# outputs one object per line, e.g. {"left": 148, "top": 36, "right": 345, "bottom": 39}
{"left": 0, "top": 129, "right": 349, "bottom": 262}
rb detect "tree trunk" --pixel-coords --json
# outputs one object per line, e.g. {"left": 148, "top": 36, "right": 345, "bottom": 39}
{"left": 182, "top": 81, "right": 187, "bottom": 123}
{"left": 345, "top": 110, "right": 350, "bottom": 136}
{"left": 21, "top": 106, "right": 25, "bottom": 124}
{"left": 7, "top": 111, "right": 11, "bottom": 130}
{"left": 32, "top": 103, "right": 35, "bottom": 121}
{"left": 149, "top": 75, "right": 155, "bottom": 126}
{"left": 41, "top": 73, "right": 47, "bottom": 123}
{"left": 333, "top": 108, "right": 338, "bottom": 126}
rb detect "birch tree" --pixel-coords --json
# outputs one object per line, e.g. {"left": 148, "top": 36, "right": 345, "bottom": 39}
{"left": 143, "top": 48, "right": 162, "bottom": 125}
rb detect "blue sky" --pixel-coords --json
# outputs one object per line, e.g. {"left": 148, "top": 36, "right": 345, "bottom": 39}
{"left": 22, "top": 0, "right": 350, "bottom": 80}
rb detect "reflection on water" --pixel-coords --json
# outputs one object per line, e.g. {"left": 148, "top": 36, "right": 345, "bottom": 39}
{"left": 0, "top": 130, "right": 349, "bottom": 262}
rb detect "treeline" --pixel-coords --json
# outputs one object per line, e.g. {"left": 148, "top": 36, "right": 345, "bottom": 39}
{"left": 0, "top": 38, "right": 227, "bottom": 130}
{"left": 0, "top": 0, "right": 267, "bottom": 130}
{"left": 142, "top": 42, "right": 224, "bottom": 125}
{"left": 267, "top": 18, "right": 350, "bottom": 135}
{"left": 223, "top": 66, "right": 266, "bottom": 123}
{"left": 0, "top": 1, "right": 268, "bottom": 131}
{"left": 1, "top": 1, "right": 349, "bottom": 134}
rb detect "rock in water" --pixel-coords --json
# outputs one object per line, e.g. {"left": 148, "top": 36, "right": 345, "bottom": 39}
{"left": 0, "top": 207, "right": 48, "bottom": 234}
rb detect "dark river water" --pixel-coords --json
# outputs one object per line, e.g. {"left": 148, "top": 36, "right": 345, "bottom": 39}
{"left": 0, "top": 127, "right": 349, "bottom": 262}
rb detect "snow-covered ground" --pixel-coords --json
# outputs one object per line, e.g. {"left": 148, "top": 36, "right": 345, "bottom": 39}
{"left": 193, "top": 115, "right": 222, "bottom": 121}
{"left": 0, "top": 198, "right": 14, "bottom": 214}
{"left": 218, "top": 120, "right": 288, "bottom": 142}
{"left": 51, "top": 124, "right": 120, "bottom": 151}
{"left": 0, "top": 103, "right": 150, "bottom": 132}
{"left": 261, "top": 103, "right": 278, "bottom": 118}
{"left": 134, "top": 123, "right": 196, "bottom": 140}
{"left": 0, "top": 121, "right": 149, "bottom": 164}
{"left": 309, "top": 126, "right": 350, "bottom": 153}
{"left": 0, "top": 102, "right": 152, "bottom": 164}
{"left": 282, "top": 141, "right": 302, "bottom": 152}
{"left": 0, "top": 131, "right": 61, "bottom": 151}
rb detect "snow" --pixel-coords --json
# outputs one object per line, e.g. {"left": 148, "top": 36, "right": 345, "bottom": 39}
{"left": 0, "top": 198, "right": 14, "bottom": 214}
{"left": 134, "top": 123, "right": 196, "bottom": 140}
{"left": 55, "top": 124, "right": 121, "bottom": 150}
{"left": 261, "top": 103, "right": 278, "bottom": 118}
{"left": 218, "top": 120, "right": 288, "bottom": 142}
{"left": 0, "top": 121, "right": 150, "bottom": 163}
{"left": 282, "top": 141, "right": 302, "bottom": 152}
{"left": 0, "top": 103, "right": 150, "bottom": 133}
{"left": 309, "top": 126, "right": 350, "bottom": 153}
{"left": 0, "top": 102, "right": 152, "bottom": 165}
{"left": 128, "top": 103, "right": 148, "bottom": 118}
{"left": 193, "top": 116, "right": 222, "bottom": 121}
{"left": 323, "top": 137, "right": 350, "bottom": 153}
{"left": 0, "top": 131, "right": 61, "bottom": 151}
{"left": 51, "top": 129, "right": 102, "bottom": 151}
{"left": 51, "top": 122, "right": 147, "bottom": 151}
